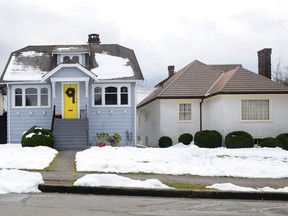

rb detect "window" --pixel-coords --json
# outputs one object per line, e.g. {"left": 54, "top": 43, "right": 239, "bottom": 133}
{"left": 12, "top": 86, "right": 50, "bottom": 108}
{"left": 63, "top": 56, "right": 70, "bottom": 62}
{"left": 92, "top": 84, "right": 130, "bottom": 107}
{"left": 41, "top": 88, "right": 49, "bottom": 106}
{"left": 241, "top": 99, "right": 269, "bottom": 120}
{"left": 179, "top": 103, "right": 192, "bottom": 121}
{"left": 121, "top": 87, "right": 128, "bottom": 105}
{"left": 15, "top": 88, "right": 22, "bottom": 106}
{"left": 105, "top": 87, "right": 117, "bottom": 105}
{"left": 72, "top": 56, "right": 79, "bottom": 63}
{"left": 25, "top": 88, "right": 37, "bottom": 106}
{"left": 94, "top": 87, "right": 102, "bottom": 105}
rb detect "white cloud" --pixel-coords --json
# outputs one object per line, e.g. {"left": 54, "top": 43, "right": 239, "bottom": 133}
{"left": 0, "top": 0, "right": 288, "bottom": 90}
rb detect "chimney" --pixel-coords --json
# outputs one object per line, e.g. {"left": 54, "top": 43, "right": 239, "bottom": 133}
{"left": 258, "top": 48, "right": 272, "bottom": 79}
{"left": 88, "top": 33, "right": 101, "bottom": 44}
{"left": 168, "top": 65, "right": 175, "bottom": 77}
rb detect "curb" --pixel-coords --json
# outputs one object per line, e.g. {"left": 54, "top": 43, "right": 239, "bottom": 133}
{"left": 38, "top": 184, "right": 288, "bottom": 201}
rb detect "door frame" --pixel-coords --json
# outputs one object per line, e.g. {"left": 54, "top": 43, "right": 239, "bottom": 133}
{"left": 62, "top": 82, "right": 80, "bottom": 119}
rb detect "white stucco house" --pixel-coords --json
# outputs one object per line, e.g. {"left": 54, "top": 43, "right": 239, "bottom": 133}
{"left": 137, "top": 49, "right": 288, "bottom": 147}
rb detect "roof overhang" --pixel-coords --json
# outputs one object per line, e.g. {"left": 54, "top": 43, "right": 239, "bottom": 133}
{"left": 41, "top": 63, "right": 98, "bottom": 83}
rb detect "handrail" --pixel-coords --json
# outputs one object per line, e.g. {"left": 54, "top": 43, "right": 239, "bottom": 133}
{"left": 51, "top": 105, "right": 56, "bottom": 132}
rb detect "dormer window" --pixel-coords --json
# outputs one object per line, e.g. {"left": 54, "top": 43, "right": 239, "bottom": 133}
{"left": 72, "top": 56, "right": 79, "bottom": 63}
{"left": 63, "top": 56, "right": 70, "bottom": 62}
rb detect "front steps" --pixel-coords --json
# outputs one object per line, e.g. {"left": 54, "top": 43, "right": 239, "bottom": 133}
{"left": 53, "top": 119, "right": 89, "bottom": 150}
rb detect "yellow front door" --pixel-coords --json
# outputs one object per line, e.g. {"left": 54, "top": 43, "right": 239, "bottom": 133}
{"left": 64, "top": 84, "right": 78, "bottom": 119}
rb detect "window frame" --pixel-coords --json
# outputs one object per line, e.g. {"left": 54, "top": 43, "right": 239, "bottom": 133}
{"left": 178, "top": 103, "right": 192, "bottom": 122}
{"left": 241, "top": 99, "right": 270, "bottom": 121}
{"left": 92, "top": 84, "right": 131, "bottom": 107}
{"left": 12, "top": 85, "right": 51, "bottom": 108}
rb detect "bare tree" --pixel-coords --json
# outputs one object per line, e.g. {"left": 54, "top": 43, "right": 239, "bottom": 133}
{"left": 272, "top": 62, "right": 288, "bottom": 86}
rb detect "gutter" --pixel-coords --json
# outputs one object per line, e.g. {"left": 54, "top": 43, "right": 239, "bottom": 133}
{"left": 6, "top": 84, "right": 10, "bottom": 143}
{"left": 199, "top": 98, "right": 204, "bottom": 131}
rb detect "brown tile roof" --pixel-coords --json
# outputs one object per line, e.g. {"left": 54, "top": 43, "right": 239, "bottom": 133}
{"left": 138, "top": 60, "right": 288, "bottom": 108}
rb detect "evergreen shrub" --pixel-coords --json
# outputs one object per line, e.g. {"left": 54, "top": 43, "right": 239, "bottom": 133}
{"left": 259, "top": 137, "right": 280, "bottom": 148}
{"left": 158, "top": 136, "right": 173, "bottom": 148}
{"left": 194, "top": 130, "right": 222, "bottom": 148}
{"left": 225, "top": 131, "right": 254, "bottom": 148}
{"left": 276, "top": 133, "right": 288, "bottom": 150}
{"left": 178, "top": 133, "right": 193, "bottom": 145}
{"left": 21, "top": 126, "right": 55, "bottom": 148}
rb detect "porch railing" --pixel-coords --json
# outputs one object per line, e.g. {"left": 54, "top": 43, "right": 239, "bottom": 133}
{"left": 51, "top": 105, "right": 56, "bottom": 132}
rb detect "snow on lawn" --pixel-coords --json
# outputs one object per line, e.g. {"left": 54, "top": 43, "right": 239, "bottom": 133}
{"left": 0, "top": 169, "right": 43, "bottom": 194}
{"left": 0, "top": 144, "right": 58, "bottom": 170}
{"left": 76, "top": 144, "right": 288, "bottom": 178}
{"left": 207, "top": 183, "right": 288, "bottom": 193}
{"left": 74, "top": 174, "right": 171, "bottom": 189}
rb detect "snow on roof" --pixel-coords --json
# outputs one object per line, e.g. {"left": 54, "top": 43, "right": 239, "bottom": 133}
{"left": 3, "top": 55, "right": 48, "bottom": 81}
{"left": 20, "top": 51, "right": 45, "bottom": 57}
{"left": 91, "top": 52, "right": 134, "bottom": 79}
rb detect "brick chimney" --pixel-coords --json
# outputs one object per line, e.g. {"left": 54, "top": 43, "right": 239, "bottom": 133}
{"left": 88, "top": 33, "right": 101, "bottom": 44}
{"left": 258, "top": 48, "right": 272, "bottom": 79}
{"left": 168, "top": 65, "right": 175, "bottom": 77}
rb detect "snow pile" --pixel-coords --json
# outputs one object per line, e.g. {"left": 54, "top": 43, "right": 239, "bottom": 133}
{"left": 74, "top": 174, "right": 171, "bottom": 189}
{"left": 0, "top": 169, "right": 43, "bottom": 194}
{"left": 0, "top": 144, "right": 58, "bottom": 170}
{"left": 207, "top": 183, "right": 288, "bottom": 193}
{"left": 76, "top": 144, "right": 288, "bottom": 178}
{"left": 91, "top": 53, "right": 134, "bottom": 79}
{"left": 20, "top": 51, "right": 44, "bottom": 57}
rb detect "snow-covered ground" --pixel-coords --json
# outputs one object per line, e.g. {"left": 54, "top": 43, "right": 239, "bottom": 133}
{"left": 0, "top": 144, "right": 57, "bottom": 194}
{"left": 76, "top": 143, "right": 288, "bottom": 178}
{"left": 1, "top": 143, "right": 288, "bottom": 194}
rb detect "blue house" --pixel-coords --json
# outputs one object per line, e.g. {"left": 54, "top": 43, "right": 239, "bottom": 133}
{"left": 0, "top": 34, "right": 144, "bottom": 149}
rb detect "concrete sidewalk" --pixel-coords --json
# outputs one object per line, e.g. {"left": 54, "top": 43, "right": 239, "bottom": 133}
{"left": 38, "top": 150, "right": 288, "bottom": 201}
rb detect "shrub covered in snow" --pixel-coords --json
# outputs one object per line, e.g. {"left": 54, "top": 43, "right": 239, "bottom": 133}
{"left": 194, "top": 130, "right": 222, "bottom": 148}
{"left": 225, "top": 131, "right": 254, "bottom": 148}
{"left": 158, "top": 136, "right": 172, "bottom": 148}
{"left": 276, "top": 133, "right": 288, "bottom": 150}
{"left": 259, "top": 137, "right": 280, "bottom": 148}
{"left": 21, "top": 126, "right": 54, "bottom": 148}
{"left": 178, "top": 133, "right": 193, "bottom": 145}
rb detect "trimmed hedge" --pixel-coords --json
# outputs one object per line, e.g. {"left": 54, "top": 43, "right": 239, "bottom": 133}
{"left": 21, "top": 126, "right": 55, "bottom": 148}
{"left": 178, "top": 133, "right": 193, "bottom": 145}
{"left": 158, "top": 136, "right": 173, "bottom": 148}
{"left": 194, "top": 130, "right": 222, "bottom": 148}
{"left": 225, "top": 131, "right": 254, "bottom": 148}
{"left": 259, "top": 137, "right": 280, "bottom": 148}
{"left": 276, "top": 133, "right": 288, "bottom": 150}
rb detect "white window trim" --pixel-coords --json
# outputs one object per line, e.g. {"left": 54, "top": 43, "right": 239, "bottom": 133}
{"left": 59, "top": 53, "right": 83, "bottom": 65}
{"left": 91, "top": 83, "right": 131, "bottom": 107}
{"left": 12, "top": 85, "right": 51, "bottom": 108}
{"left": 240, "top": 99, "right": 272, "bottom": 122}
{"left": 178, "top": 103, "right": 193, "bottom": 122}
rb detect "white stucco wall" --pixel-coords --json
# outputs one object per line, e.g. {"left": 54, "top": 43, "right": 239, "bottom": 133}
{"left": 137, "top": 100, "right": 161, "bottom": 147}
{"left": 203, "top": 94, "right": 288, "bottom": 139}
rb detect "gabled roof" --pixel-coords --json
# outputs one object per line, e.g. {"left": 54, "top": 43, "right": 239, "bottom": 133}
{"left": 137, "top": 60, "right": 288, "bottom": 108}
{"left": 1, "top": 44, "right": 144, "bottom": 82}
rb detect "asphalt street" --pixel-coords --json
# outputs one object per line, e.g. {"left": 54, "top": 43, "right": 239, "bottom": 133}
{"left": 0, "top": 193, "right": 287, "bottom": 216}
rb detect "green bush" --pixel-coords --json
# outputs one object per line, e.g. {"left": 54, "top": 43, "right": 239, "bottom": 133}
{"left": 225, "top": 131, "right": 254, "bottom": 148}
{"left": 158, "top": 136, "right": 173, "bottom": 148}
{"left": 276, "top": 133, "right": 288, "bottom": 150}
{"left": 178, "top": 133, "right": 193, "bottom": 145}
{"left": 259, "top": 137, "right": 280, "bottom": 148}
{"left": 21, "top": 126, "right": 55, "bottom": 148}
{"left": 194, "top": 130, "right": 222, "bottom": 148}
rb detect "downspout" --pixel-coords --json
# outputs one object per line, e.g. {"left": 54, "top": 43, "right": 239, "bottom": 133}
{"left": 199, "top": 98, "right": 204, "bottom": 131}
{"left": 6, "top": 84, "right": 10, "bottom": 143}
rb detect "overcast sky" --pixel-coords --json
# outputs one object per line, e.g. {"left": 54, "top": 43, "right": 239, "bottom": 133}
{"left": 0, "top": 0, "right": 288, "bottom": 91}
